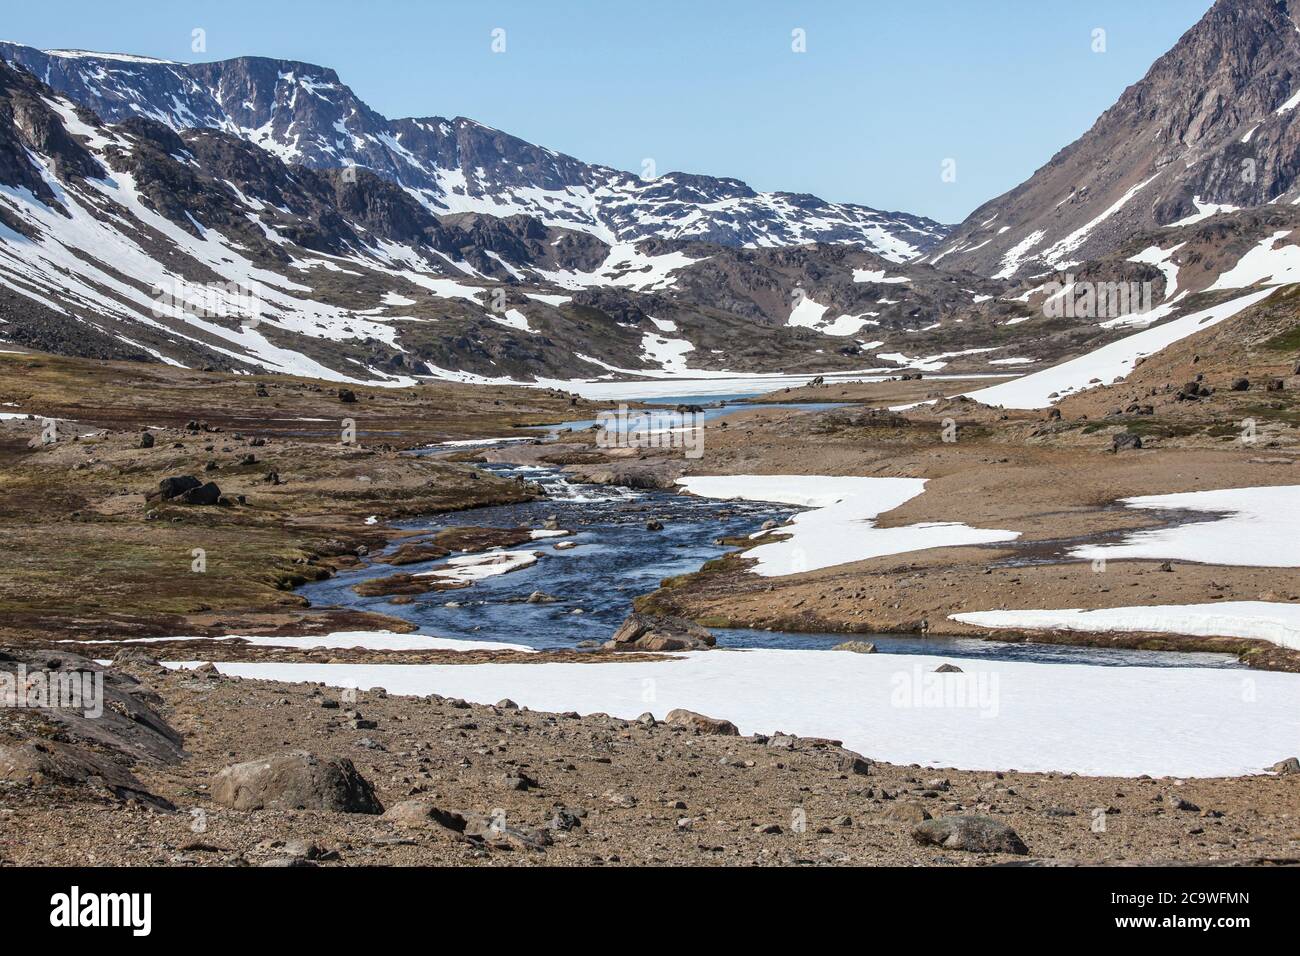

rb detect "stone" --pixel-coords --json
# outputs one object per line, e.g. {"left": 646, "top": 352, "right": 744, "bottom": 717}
{"left": 605, "top": 612, "right": 715, "bottom": 652}
{"left": 1112, "top": 431, "right": 1142, "bottom": 452}
{"left": 832, "top": 640, "right": 877, "bottom": 654}
{"left": 211, "top": 751, "right": 383, "bottom": 813}
{"left": 338, "top": 388, "right": 357, "bottom": 403}
{"left": 665, "top": 709, "right": 739, "bottom": 736}
{"left": 1270, "top": 757, "right": 1300, "bottom": 775}
{"left": 495, "top": 698, "right": 519, "bottom": 710}
{"left": 883, "top": 802, "right": 932, "bottom": 824}
{"left": 837, "top": 749, "right": 872, "bottom": 776}
{"left": 381, "top": 800, "right": 466, "bottom": 832}
{"left": 911, "top": 816, "right": 1028, "bottom": 854}
{"left": 178, "top": 481, "right": 222, "bottom": 506}
{"left": 1231, "top": 377, "right": 1251, "bottom": 391}
{"left": 156, "top": 475, "right": 202, "bottom": 501}
{"left": 138, "top": 432, "right": 155, "bottom": 449}
{"left": 934, "top": 663, "right": 964, "bottom": 673}
{"left": 1167, "top": 794, "right": 1201, "bottom": 812}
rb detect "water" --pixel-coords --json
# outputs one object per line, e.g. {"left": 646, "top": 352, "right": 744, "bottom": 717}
{"left": 301, "top": 463, "right": 1243, "bottom": 669}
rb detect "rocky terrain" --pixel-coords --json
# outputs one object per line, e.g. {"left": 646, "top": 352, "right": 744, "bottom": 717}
{"left": 2, "top": 648, "right": 1297, "bottom": 867}
{"left": 934, "top": 0, "right": 1300, "bottom": 278}
{"left": 0, "top": 42, "right": 948, "bottom": 258}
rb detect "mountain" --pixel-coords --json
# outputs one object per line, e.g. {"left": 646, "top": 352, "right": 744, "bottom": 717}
{"left": 929, "top": 0, "right": 1300, "bottom": 278}
{"left": 0, "top": 56, "right": 1020, "bottom": 384}
{"left": 0, "top": 42, "right": 947, "bottom": 260}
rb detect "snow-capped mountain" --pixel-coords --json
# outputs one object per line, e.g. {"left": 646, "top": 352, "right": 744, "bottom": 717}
{"left": 0, "top": 56, "right": 1011, "bottom": 384}
{"left": 0, "top": 41, "right": 947, "bottom": 260}
{"left": 929, "top": 0, "right": 1300, "bottom": 279}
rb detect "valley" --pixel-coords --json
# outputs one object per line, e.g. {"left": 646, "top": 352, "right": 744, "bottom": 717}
{"left": 3, "top": 0, "right": 1300, "bottom": 874}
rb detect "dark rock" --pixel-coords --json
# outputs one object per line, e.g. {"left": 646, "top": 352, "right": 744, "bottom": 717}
{"left": 156, "top": 475, "right": 202, "bottom": 500}
{"left": 1112, "top": 432, "right": 1143, "bottom": 452}
{"left": 837, "top": 749, "right": 872, "bottom": 776}
{"left": 911, "top": 815, "right": 1028, "bottom": 854}
{"left": 138, "top": 431, "right": 155, "bottom": 449}
{"left": 605, "top": 612, "right": 714, "bottom": 652}
{"left": 934, "top": 663, "right": 964, "bottom": 673}
{"left": 178, "top": 481, "right": 222, "bottom": 505}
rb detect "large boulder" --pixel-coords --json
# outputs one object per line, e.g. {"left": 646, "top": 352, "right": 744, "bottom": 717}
{"left": 156, "top": 475, "right": 202, "bottom": 501}
{"left": 605, "top": 613, "right": 715, "bottom": 652}
{"left": 911, "top": 815, "right": 1028, "bottom": 855}
{"left": 664, "top": 709, "right": 739, "bottom": 736}
{"left": 211, "top": 751, "right": 383, "bottom": 813}
{"left": 178, "top": 481, "right": 222, "bottom": 506}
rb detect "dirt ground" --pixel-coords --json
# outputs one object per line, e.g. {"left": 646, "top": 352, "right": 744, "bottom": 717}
{"left": 2, "top": 658, "right": 1297, "bottom": 867}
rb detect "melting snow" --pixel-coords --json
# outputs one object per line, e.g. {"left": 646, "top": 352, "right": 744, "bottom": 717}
{"left": 1070, "top": 485, "right": 1300, "bottom": 568}
{"left": 953, "top": 603, "right": 1300, "bottom": 652}
{"left": 962, "top": 288, "right": 1275, "bottom": 408}
{"left": 173, "top": 652, "right": 1300, "bottom": 777}
{"left": 676, "top": 475, "right": 1019, "bottom": 576}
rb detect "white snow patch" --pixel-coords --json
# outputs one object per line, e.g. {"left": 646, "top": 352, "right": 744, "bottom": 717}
{"left": 414, "top": 550, "right": 543, "bottom": 584}
{"left": 676, "top": 475, "right": 1019, "bottom": 576}
{"left": 1070, "top": 485, "right": 1300, "bottom": 568}
{"left": 953, "top": 603, "right": 1300, "bottom": 652}
{"left": 177, "top": 652, "right": 1300, "bottom": 777}
{"left": 962, "top": 288, "right": 1275, "bottom": 408}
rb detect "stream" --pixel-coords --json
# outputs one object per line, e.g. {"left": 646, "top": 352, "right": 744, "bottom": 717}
{"left": 301, "top": 462, "right": 1243, "bottom": 670}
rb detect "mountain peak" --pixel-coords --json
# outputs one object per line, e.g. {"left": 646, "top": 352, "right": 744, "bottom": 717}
{"left": 0, "top": 39, "right": 946, "bottom": 258}
{"left": 931, "top": 0, "right": 1300, "bottom": 277}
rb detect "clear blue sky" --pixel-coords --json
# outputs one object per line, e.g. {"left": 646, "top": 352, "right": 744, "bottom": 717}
{"left": 3, "top": 0, "right": 1215, "bottom": 223}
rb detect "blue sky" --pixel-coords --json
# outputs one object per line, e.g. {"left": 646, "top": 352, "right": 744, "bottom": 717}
{"left": 4, "top": 0, "right": 1214, "bottom": 223}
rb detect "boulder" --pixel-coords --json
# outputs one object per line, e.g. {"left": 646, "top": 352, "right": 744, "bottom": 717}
{"left": 605, "top": 612, "right": 715, "bottom": 652}
{"left": 1231, "top": 378, "right": 1251, "bottom": 391}
{"left": 156, "top": 475, "right": 202, "bottom": 501}
{"left": 1270, "top": 757, "right": 1300, "bottom": 775}
{"left": 381, "top": 800, "right": 466, "bottom": 832}
{"left": 665, "top": 709, "right": 739, "bottom": 736}
{"left": 138, "top": 431, "right": 155, "bottom": 449}
{"left": 211, "top": 751, "right": 383, "bottom": 813}
{"left": 178, "top": 481, "right": 222, "bottom": 506}
{"left": 1111, "top": 432, "right": 1142, "bottom": 453}
{"left": 911, "top": 816, "right": 1028, "bottom": 854}
{"left": 837, "top": 749, "right": 872, "bottom": 776}
{"left": 934, "top": 663, "right": 964, "bottom": 673}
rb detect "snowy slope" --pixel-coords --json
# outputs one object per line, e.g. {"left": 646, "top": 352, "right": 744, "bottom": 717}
{"left": 0, "top": 42, "right": 948, "bottom": 260}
